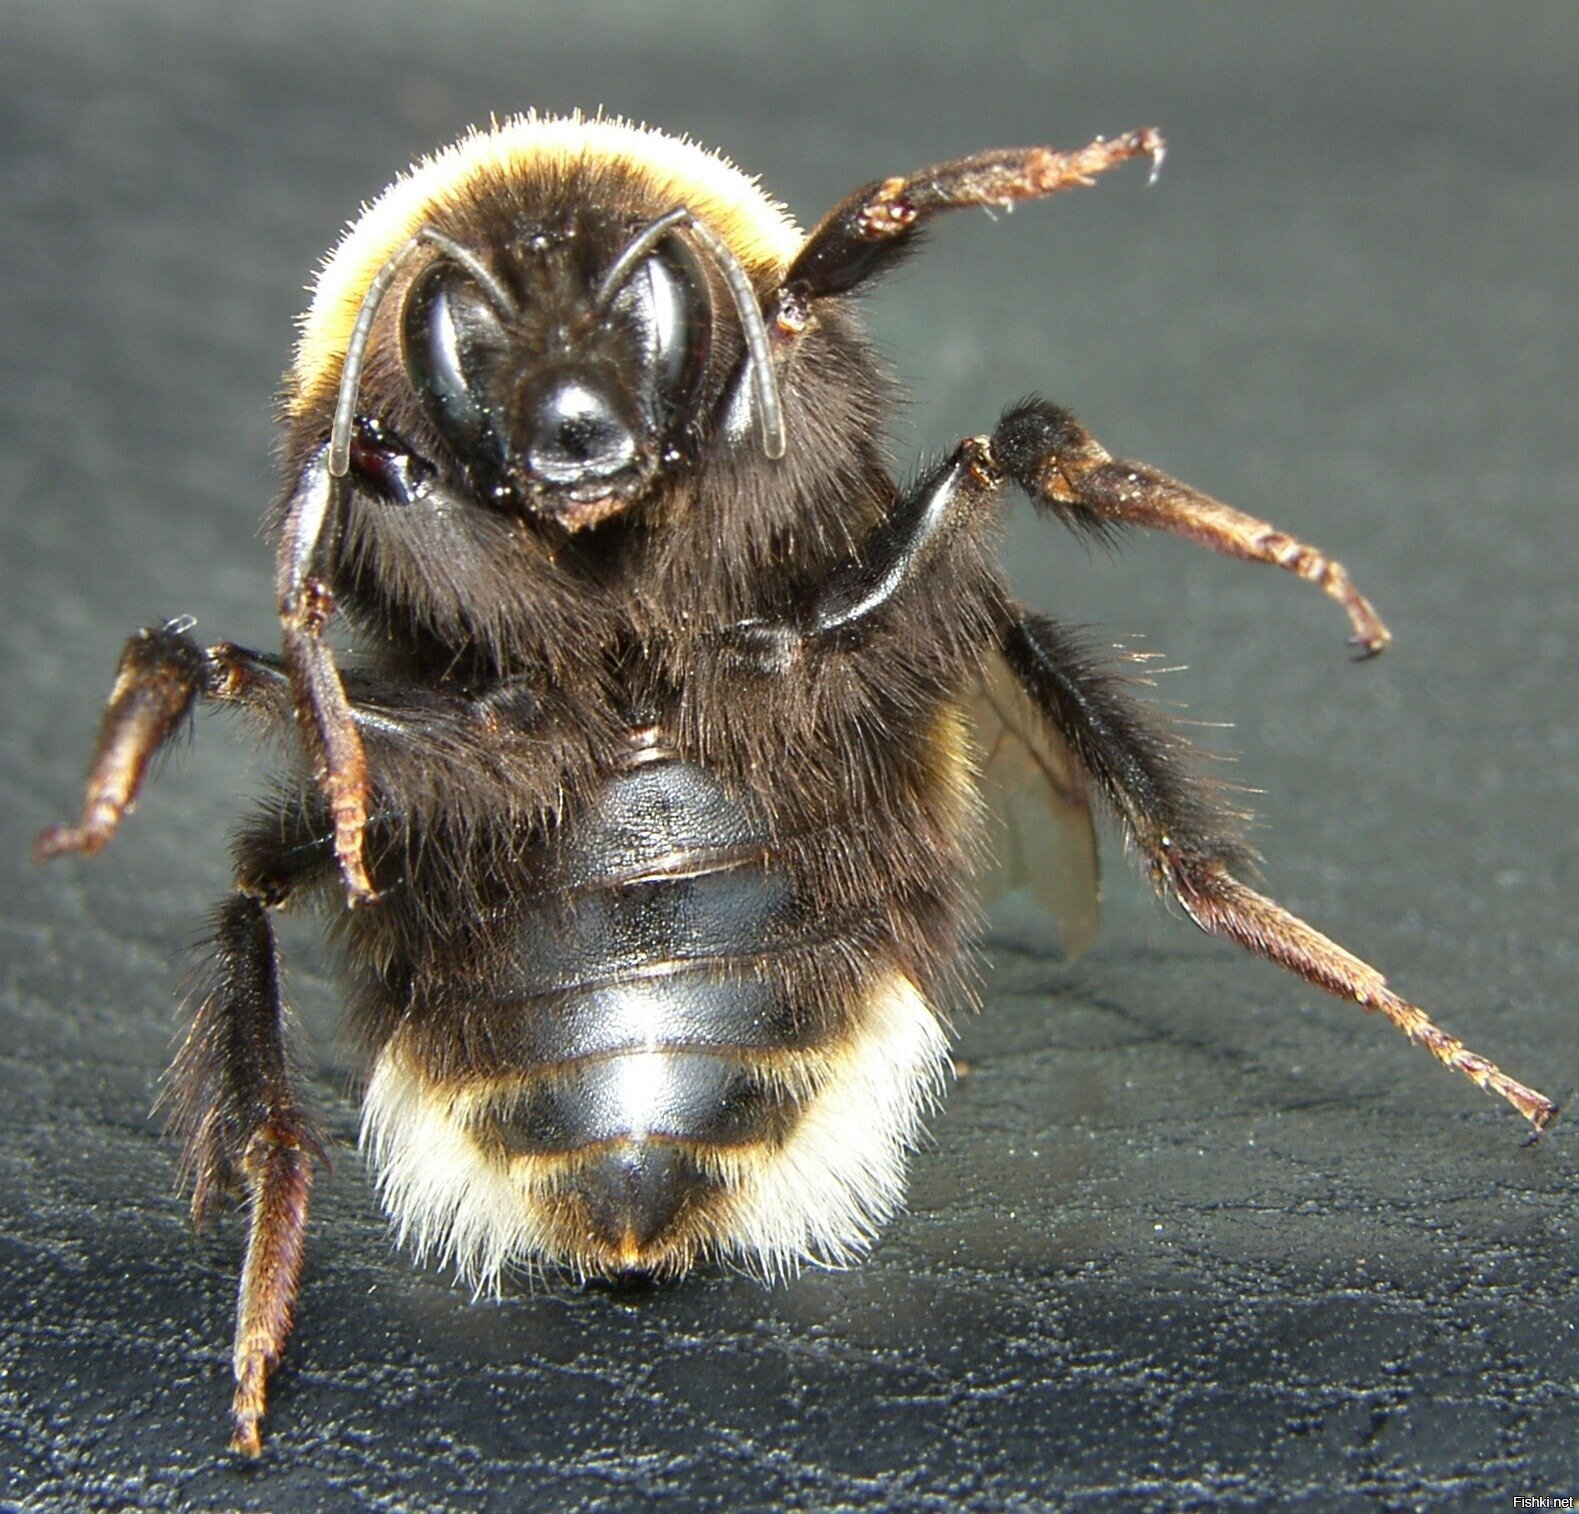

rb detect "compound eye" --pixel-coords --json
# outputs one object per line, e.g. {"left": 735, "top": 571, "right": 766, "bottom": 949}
{"left": 400, "top": 261, "right": 507, "bottom": 473}
{"left": 613, "top": 233, "right": 712, "bottom": 427}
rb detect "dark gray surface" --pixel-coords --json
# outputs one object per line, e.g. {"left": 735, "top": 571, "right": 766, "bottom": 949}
{"left": 4, "top": 3, "right": 1577, "bottom": 1509}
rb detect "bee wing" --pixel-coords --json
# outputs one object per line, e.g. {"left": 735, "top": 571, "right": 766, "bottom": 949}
{"left": 971, "top": 649, "right": 1101, "bottom": 960}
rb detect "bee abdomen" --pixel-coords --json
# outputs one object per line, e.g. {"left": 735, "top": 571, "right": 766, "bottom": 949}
{"left": 574, "top": 1141, "right": 711, "bottom": 1261}
{"left": 362, "top": 755, "right": 952, "bottom": 1287}
{"left": 494, "top": 756, "right": 866, "bottom": 1068}
{"left": 486, "top": 970, "right": 848, "bottom": 1068}
{"left": 485, "top": 1045, "right": 795, "bottom": 1271}
{"left": 486, "top": 1049, "right": 798, "bottom": 1155}
{"left": 514, "top": 863, "right": 834, "bottom": 994}
{"left": 483, "top": 758, "right": 848, "bottom": 1267}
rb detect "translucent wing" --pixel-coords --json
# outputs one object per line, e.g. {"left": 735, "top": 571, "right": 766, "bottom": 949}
{"left": 971, "top": 648, "right": 1101, "bottom": 960}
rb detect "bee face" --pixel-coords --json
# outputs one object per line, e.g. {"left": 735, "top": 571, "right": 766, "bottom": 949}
{"left": 400, "top": 214, "right": 715, "bottom": 531}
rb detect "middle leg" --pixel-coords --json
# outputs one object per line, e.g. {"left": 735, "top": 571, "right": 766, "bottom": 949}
{"left": 991, "top": 399, "right": 1392, "bottom": 657}
{"left": 710, "top": 439, "right": 1004, "bottom": 671}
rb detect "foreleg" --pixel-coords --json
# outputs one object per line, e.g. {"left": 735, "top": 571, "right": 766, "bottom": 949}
{"left": 1002, "top": 610, "right": 1554, "bottom": 1131}
{"left": 780, "top": 130, "right": 1163, "bottom": 307}
{"left": 274, "top": 430, "right": 509, "bottom": 905}
{"left": 275, "top": 445, "right": 377, "bottom": 905}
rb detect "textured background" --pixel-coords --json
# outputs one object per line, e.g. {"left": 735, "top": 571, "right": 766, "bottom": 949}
{"left": 3, "top": 3, "right": 1577, "bottom": 1508}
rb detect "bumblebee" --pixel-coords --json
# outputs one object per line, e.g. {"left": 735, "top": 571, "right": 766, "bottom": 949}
{"left": 36, "top": 114, "right": 1554, "bottom": 1456}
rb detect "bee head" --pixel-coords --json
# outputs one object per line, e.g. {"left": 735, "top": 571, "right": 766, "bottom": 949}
{"left": 398, "top": 210, "right": 719, "bottom": 532}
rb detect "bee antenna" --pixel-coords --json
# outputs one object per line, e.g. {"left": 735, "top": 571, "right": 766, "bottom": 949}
{"left": 593, "top": 206, "right": 693, "bottom": 313}
{"left": 329, "top": 229, "right": 516, "bottom": 479}
{"left": 685, "top": 216, "right": 787, "bottom": 461}
{"left": 597, "top": 205, "right": 786, "bottom": 463}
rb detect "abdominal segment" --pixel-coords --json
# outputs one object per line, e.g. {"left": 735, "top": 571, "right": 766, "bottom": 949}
{"left": 358, "top": 757, "right": 955, "bottom": 1289}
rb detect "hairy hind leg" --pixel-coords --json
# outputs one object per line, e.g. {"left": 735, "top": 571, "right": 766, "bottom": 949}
{"left": 165, "top": 805, "right": 334, "bottom": 1456}
{"left": 1002, "top": 609, "right": 1554, "bottom": 1132}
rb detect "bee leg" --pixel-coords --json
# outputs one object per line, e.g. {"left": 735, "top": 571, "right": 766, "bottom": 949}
{"left": 34, "top": 626, "right": 303, "bottom": 863}
{"left": 275, "top": 444, "right": 378, "bottom": 907}
{"left": 716, "top": 440, "right": 1005, "bottom": 671}
{"left": 804, "top": 441, "right": 1002, "bottom": 637}
{"left": 1001, "top": 610, "right": 1556, "bottom": 1132}
{"left": 778, "top": 129, "right": 1164, "bottom": 309}
{"left": 992, "top": 400, "right": 1391, "bottom": 657}
{"left": 164, "top": 828, "right": 330, "bottom": 1457}
{"left": 33, "top": 622, "right": 211, "bottom": 860}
